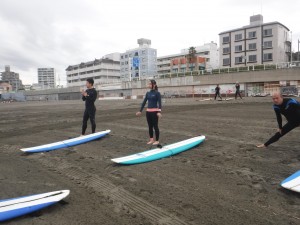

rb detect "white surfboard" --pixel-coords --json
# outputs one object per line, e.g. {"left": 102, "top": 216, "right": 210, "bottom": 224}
{"left": 0, "top": 190, "right": 70, "bottom": 222}
{"left": 21, "top": 130, "right": 111, "bottom": 153}
{"left": 281, "top": 170, "right": 300, "bottom": 193}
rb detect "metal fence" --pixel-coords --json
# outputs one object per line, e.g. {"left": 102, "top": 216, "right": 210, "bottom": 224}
{"left": 156, "top": 61, "right": 300, "bottom": 79}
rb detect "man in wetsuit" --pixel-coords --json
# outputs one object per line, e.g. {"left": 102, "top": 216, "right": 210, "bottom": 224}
{"left": 235, "top": 82, "right": 242, "bottom": 100}
{"left": 257, "top": 92, "right": 300, "bottom": 148}
{"left": 215, "top": 84, "right": 222, "bottom": 100}
{"left": 81, "top": 78, "right": 97, "bottom": 135}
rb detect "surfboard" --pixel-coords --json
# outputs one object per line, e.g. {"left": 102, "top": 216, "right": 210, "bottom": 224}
{"left": 0, "top": 190, "right": 70, "bottom": 222}
{"left": 281, "top": 170, "right": 300, "bottom": 193}
{"left": 111, "top": 136, "right": 205, "bottom": 165}
{"left": 21, "top": 130, "right": 111, "bottom": 153}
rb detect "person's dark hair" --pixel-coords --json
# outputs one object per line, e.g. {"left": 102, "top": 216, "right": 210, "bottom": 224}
{"left": 86, "top": 78, "right": 94, "bottom": 85}
{"left": 150, "top": 79, "right": 158, "bottom": 91}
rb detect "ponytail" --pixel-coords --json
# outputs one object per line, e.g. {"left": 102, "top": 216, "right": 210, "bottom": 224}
{"left": 150, "top": 79, "right": 158, "bottom": 91}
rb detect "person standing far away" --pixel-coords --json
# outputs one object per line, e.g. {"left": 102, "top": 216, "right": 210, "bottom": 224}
{"left": 214, "top": 84, "right": 222, "bottom": 100}
{"left": 257, "top": 92, "right": 300, "bottom": 148}
{"left": 235, "top": 82, "right": 243, "bottom": 100}
{"left": 136, "top": 80, "right": 162, "bottom": 145}
{"left": 81, "top": 78, "right": 97, "bottom": 136}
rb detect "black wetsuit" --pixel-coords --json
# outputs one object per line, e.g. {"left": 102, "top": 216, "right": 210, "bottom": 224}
{"left": 215, "top": 87, "right": 222, "bottom": 100}
{"left": 235, "top": 84, "right": 242, "bottom": 99}
{"left": 82, "top": 88, "right": 97, "bottom": 135}
{"left": 264, "top": 98, "right": 300, "bottom": 146}
{"left": 140, "top": 90, "right": 162, "bottom": 141}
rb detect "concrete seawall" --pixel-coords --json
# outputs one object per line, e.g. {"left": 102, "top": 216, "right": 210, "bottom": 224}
{"left": 18, "top": 68, "right": 300, "bottom": 101}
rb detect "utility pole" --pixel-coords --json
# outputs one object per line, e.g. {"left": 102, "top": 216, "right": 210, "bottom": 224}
{"left": 290, "top": 31, "right": 293, "bottom": 65}
{"left": 297, "top": 39, "right": 300, "bottom": 63}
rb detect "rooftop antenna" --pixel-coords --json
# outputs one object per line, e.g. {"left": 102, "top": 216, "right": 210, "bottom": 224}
{"left": 260, "top": 0, "right": 263, "bottom": 15}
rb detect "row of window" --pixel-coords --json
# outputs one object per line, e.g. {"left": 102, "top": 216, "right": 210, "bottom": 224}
{"left": 68, "top": 76, "right": 120, "bottom": 83}
{"left": 223, "top": 29, "right": 273, "bottom": 43}
{"left": 223, "top": 53, "right": 273, "bottom": 65}
{"left": 121, "top": 65, "right": 157, "bottom": 72}
{"left": 121, "top": 58, "right": 156, "bottom": 65}
{"left": 121, "top": 50, "right": 156, "bottom": 59}
{"left": 223, "top": 41, "right": 273, "bottom": 54}
{"left": 67, "top": 69, "right": 119, "bottom": 77}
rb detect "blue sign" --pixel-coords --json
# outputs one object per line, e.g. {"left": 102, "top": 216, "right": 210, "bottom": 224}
{"left": 132, "top": 57, "right": 140, "bottom": 67}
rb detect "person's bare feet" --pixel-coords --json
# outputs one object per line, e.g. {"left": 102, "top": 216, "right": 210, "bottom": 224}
{"left": 147, "top": 139, "right": 154, "bottom": 145}
{"left": 153, "top": 141, "right": 159, "bottom": 145}
{"left": 256, "top": 144, "right": 266, "bottom": 148}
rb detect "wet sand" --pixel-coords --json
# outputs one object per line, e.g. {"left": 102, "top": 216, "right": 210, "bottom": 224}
{"left": 0, "top": 97, "right": 299, "bottom": 225}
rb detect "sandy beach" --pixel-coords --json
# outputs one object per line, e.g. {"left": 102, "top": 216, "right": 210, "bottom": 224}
{"left": 0, "top": 97, "right": 299, "bottom": 225}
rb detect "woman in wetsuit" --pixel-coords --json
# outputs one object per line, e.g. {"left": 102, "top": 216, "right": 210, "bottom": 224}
{"left": 136, "top": 80, "right": 162, "bottom": 145}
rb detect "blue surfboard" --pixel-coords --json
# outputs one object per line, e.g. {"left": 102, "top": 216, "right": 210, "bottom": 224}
{"left": 0, "top": 190, "right": 70, "bottom": 222}
{"left": 281, "top": 170, "right": 300, "bottom": 193}
{"left": 20, "top": 130, "right": 111, "bottom": 153}
{"left": 111, "top": 136, "right": 205, "bottom": 165}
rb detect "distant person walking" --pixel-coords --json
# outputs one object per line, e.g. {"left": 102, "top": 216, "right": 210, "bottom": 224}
{"left": 136, "top": 80, "right": 162, "bottom": 145}
{"left": 257, "top": 92, "right": 300, "bottom": 148}
{"left": 214, "top": 84, "right": 222, "bottom": 100}
{"left": 235, "top": 82, "right": 243, "bottom": 100}
{"left": 81, "top": 78, "right": 97, "bottom": 135}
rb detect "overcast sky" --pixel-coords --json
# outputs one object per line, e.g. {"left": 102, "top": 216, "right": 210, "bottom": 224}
{"left": 0, "top": 0, "right": 299, "bottom": 85}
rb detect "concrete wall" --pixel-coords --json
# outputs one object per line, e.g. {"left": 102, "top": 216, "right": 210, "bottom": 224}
{"left": 21, "top": 68, "right": 300, "bottom": 100}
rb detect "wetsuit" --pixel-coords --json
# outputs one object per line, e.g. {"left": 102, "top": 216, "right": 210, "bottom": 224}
{"left": 140, "top": 90, "right": 162, "bottom": 141}
{"left": 235, "top": 84, "right": 242, "bottom": 99}
{"left": 264, "top": 98, "right": 300, "bottom": 146}
{"left": 215, "top": 87, "right": 222, "bottom": 100}
{"left": 82, "top": 88, "right": 97, "bottom": 135}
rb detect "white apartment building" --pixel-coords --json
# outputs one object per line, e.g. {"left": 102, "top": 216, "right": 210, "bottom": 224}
{"left": 66, "top": 53, "right": 120, "bottom": 87}
{"left": 38, "top": 68, "right": 55, "bottom": 89}
{"left": 157, "top": 42, "right": 219, "bottom": 75}
{"left": 219, "top": 15, "right": 291, "bottom": 68}
{"left": 120, "top": 38, "right": 157, "bottom": 81}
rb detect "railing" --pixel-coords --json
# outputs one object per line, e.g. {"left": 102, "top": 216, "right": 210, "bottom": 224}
{"left": 156, "top": 61, "right": 300, "bottom": 79}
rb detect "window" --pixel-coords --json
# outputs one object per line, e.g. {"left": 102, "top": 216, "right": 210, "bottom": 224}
{"left": 235, "top": 56, "right": 244, "bottom": 64}
{"left": 248, "top": 31, "right": 256, "bottom": 39}
{"left": 121, "top": 56, "right": 123, "bottom": 59}
{"left": 142, "top": 65, "right": 146, "bottom": 69}
{"left": 206, "top": 58, "right": 210, "bottom": 62}
{"left": 223, "top": 36, "right": 230, "bottom": 43}
{"left": 129, "top": 54, "right": 132, "bottom": 57}
{"left": 125, "top": 61, "right": 128, "bottom": 65}
{"left": 248, "top": 43, "right": 257, "bottom": 50}
{"left": 121, "top": 62, "right": 124, "bottom": 65}
{"left": 125, "top": 55, "right": 128, "bottom": 58}
{"left": 248, "top": 55, "right": 257, "bottom": 62}
{"left": 235, "top": 45, "right": 243, "bottom": 52}
{"left": 235, "top": 33, "right": 243, "bottom": 41}
{"left": 142, "top": 50, "right": 146, "bottom": 54}
{"left": 223, "top": 47, "right": 230, "bottom": 54}
{"left": 134, "top": 52, "right": 138, "bottom": 56}
{"left": 264, "top": 29, "right": 272, "bottom": 37}
{"left": 223, "top": 58, "right": 230, "bottom": 66}
{"left": 263, "top": 41, "right": 272, "bottom": 49}
{"left": 142, "top": 58, "right": 146, "bottom": 62}
{"left": 263, "top": 53, "right": 273, "bottom": 61}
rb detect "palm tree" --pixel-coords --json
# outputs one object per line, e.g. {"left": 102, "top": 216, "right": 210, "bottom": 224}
{"left": 187, "top": 47, "right": 197, "bottom": 71}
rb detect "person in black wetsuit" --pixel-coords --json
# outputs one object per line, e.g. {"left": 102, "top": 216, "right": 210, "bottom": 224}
{"left": 214, "top": 84, "right": 222, "bottom": 100}
{"left": 81, "top": 78, "right": 97, "bottom": 135}
{"left": 257, "top": 92, "right": 300, "bottom": 148}
{"left": 235, "top": 82, "right": 242, "bottom": 100}
{"left": 136, "top": 80, "right": 162, "bottom": 145}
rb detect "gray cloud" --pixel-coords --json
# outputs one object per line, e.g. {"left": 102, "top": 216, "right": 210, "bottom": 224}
{"left": 0, "top": 0, "right": 299, "bottom": 84}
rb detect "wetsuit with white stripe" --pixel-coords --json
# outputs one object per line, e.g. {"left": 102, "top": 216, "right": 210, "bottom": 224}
{"left": 264, "top": 98, "right": 300, "bottom": 146}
